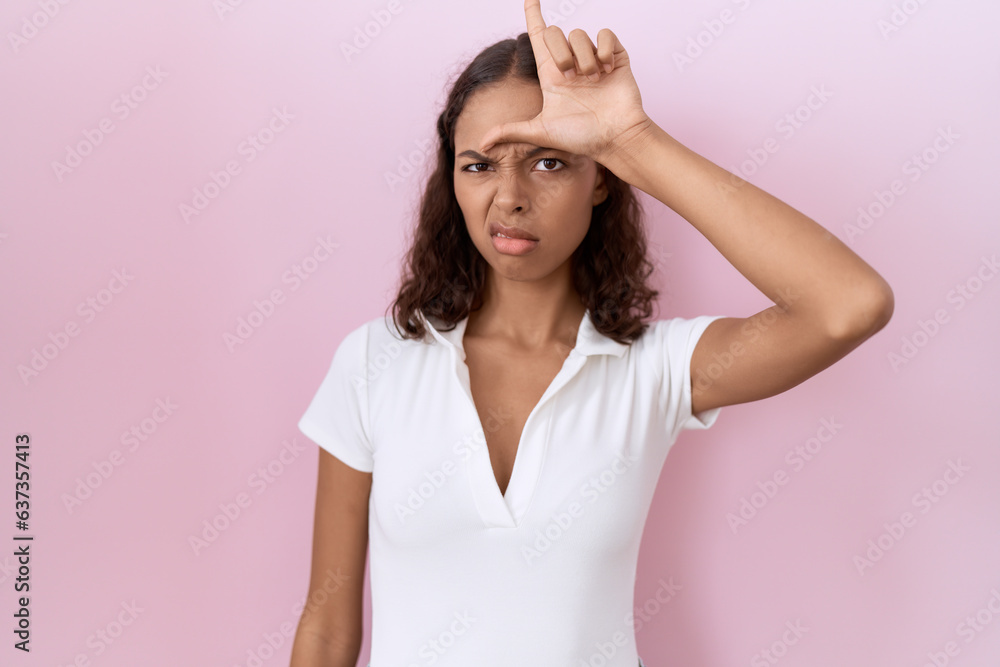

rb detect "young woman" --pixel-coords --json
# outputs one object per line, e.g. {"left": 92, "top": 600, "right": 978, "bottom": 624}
{"left": 289, "top": 2, "right": 893, "bottom": 665}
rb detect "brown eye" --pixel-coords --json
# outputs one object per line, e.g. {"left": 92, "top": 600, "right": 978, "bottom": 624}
{"left": 536, "top": 158, "right": 565, "bottom": 172}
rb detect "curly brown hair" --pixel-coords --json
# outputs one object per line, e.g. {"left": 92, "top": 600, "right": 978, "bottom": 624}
{"left": 387, "top": 31, "right": 659, "bottom": 345}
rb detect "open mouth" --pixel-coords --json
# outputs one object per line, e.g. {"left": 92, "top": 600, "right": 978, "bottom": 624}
{"left": 489, "top": 221, "right": 539, "bottom": 242}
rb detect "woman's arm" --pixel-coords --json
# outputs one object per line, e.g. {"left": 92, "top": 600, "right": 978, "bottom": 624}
{"left": 599, "top": 119, "right": 895, "bottom": 414}
{"left": 478, "top": 0, "right": 894, "bottom": 414}
{"left": 289, "top": 450, "right": 371, "bottom": 667}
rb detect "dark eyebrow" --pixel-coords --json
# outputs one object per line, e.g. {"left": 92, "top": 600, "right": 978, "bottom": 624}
{"left": 456, "top": 146, "right": 554, "bottom": 162}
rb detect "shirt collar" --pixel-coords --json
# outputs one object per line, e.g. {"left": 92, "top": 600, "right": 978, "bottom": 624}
{"left": 416, "top": 308, "right": 629, "bottom": 358}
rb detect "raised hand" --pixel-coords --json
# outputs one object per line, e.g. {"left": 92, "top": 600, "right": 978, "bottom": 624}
{"left": 478, "top": 0, "right": 653, "bottom": 164}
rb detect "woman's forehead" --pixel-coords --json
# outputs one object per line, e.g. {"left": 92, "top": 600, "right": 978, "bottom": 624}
{"left": 454, "top": 81, "right": 542, "bottom": 141}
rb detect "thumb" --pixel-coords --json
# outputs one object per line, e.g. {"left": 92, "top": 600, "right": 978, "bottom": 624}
{"left": 479, "top": 116, "right": 546, "bottom": 153}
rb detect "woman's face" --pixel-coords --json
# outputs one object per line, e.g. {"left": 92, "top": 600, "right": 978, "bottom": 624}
{"left": 452, "top": 78, "right": 608, "bottom": 284}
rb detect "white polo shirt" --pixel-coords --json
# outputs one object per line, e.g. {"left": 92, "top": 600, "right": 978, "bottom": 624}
{"left": 298, "top": 308, "right": 724, "bottom": 666}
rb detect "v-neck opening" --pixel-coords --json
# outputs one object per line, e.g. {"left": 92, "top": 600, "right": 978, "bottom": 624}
{"left": 452, "top": 309, "right": 590, "bottom": 528}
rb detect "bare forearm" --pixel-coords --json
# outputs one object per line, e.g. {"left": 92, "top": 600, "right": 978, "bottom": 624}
{"left": 601, "top": 119, "right": 893, "bottom": 336}
{"left": 289, "top": 623, "right": 360, "bottom": 667}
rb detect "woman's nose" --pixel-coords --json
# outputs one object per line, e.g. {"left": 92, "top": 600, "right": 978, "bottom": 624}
{"left": 492, "top": 173, "right": 530, "bottom": 213}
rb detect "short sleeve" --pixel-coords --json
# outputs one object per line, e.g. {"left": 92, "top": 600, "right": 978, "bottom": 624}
{"left": 654, "top": 315, "right": 727, "bottom": 445}
{"left": 297, "top": 324, "right": 375, "bottom": 473}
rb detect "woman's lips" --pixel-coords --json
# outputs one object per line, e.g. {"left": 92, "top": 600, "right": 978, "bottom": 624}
{"left": 489, "top": 221, "right": 538, "bottom": 241}
{"left": 490, "top": 234, "right": 539, "bottom": 256}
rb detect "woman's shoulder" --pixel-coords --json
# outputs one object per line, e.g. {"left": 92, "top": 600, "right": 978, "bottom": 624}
{"left": 335, "top": 311, "right": 432, "bottom": 360}
{"left": 628, "top": 314, "right": 727, "bottom": 358}
{"left": 634, "top": 313, "right": 724, "bottom": 338}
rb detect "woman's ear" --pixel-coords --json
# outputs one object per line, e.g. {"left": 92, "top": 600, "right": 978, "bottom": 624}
{"left": 591, "top": 163, "right": 609, "bottom": 206}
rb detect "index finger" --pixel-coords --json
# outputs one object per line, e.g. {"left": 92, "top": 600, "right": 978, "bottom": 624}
{"left": 524, "top": 0, "right": 550, "bottom": 66}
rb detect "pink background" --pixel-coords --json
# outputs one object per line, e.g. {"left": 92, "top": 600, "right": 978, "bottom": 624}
{"left": 2, "top": 0, "right": 999, "bottom": 665}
